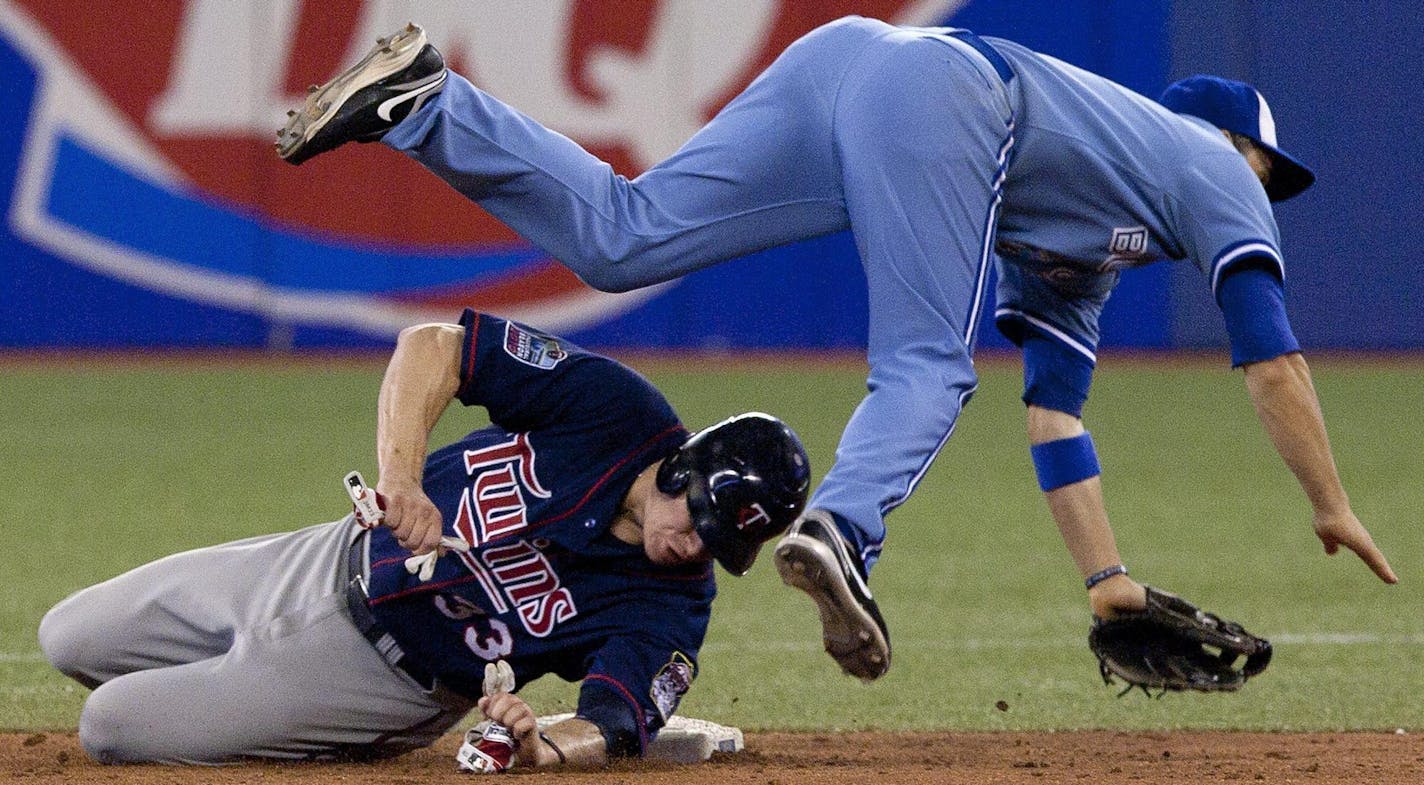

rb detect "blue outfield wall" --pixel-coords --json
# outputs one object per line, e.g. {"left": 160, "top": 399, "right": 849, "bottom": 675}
{"left": 1, "top": 1, "right": 1418, "bottom": 352}
{"left": 1169, "top": 0, "right": 1424, "bottom": 351}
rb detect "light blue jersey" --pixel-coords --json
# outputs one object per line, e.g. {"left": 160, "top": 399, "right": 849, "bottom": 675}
{"left": 987, "top": 36, "right": 1283, "bottom": 361}
{"left": 382, "top": 16, "right": 1283, "bottom": 573}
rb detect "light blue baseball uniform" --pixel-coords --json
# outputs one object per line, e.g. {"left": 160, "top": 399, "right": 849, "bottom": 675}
{"left": 382, "top": 16, "right": 1284, "bottom": 574}
{"left": 986, "top": 35, "right": 1282, "bottom": 368}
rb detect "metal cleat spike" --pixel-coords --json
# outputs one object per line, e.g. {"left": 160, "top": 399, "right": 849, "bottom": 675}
{"left": 308, "top": 84, "right": 319, "bottom": 94}
{"left": 375, "top": 37, "right": 388, "bottom": 46}
{"left": 406, "top": 22, "right": 416, "bottom": 32}
{"left": 287, "top": 109, "right": 296, "bottom": 117}
{"left": 380, "top": 46, "right": 392, "bottom": 53}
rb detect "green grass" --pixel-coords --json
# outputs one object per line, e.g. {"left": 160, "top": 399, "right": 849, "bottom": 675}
{"left": 4, "top": 356, "right": 1422, "bottom": 732}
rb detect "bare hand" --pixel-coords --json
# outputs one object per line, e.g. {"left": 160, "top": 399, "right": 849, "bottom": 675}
{"left": 1087, "top": 573, "right": 1148, "bottom": 619}
{"left": 478, "top": 693, "right": 557, "bottom": 767}
{"left": 1314, "top": 509, "right": 1398, "bottom": 584}
{"left": 376, "top": 482, "right": 444, "bottom": 555}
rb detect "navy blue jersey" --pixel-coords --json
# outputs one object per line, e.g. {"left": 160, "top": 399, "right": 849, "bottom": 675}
{"left": 364, "top": 309, "right": 709, "bottom": 750}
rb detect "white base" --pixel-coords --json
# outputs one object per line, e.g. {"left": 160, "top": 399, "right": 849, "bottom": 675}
{"left": 470, "top": 713, "right": 744, "bottom": 764}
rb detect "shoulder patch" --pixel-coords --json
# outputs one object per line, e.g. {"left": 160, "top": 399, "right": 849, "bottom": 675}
{"left": 650, "top": 651, "right": 695, "bottom": 722}
{"left": 503, "top": 323, "right": 569, "bottom": 369}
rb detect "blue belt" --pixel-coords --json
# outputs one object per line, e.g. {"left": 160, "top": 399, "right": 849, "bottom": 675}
{"left": 947, "top": 29, "right": 1014, "bottom": 84}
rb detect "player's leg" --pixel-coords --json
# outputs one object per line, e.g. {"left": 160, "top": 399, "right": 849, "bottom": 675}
{"left": 38, "top": 518, "right": 358, "bottom": 687}
{"left": 76, "top": 587, "right": 470, "bottom": 763}
{"left": 775, "top": 31, "right": 1016, "bottom": 680}
{"left": 378, "top": 21, "right": 880, "bottom": 292}
{"left": 279, "top": 22, "right": 863, "bottom": 287}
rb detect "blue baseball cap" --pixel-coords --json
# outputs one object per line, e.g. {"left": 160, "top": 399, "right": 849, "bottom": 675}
{"left": 1159, "top": 75, "right": 1316, "bottom": 202}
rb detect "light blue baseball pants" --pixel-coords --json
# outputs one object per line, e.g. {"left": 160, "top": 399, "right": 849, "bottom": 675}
{"left": 385, "top": 16, "right": 1016, "bottom": 572}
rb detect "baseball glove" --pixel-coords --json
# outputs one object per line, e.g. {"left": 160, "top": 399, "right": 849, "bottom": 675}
{"left": 1088, "top": 585, "right": 1272, "bottom": 695}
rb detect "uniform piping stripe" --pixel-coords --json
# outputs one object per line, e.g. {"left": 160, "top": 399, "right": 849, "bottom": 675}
{"left": 457, "top": 311, "right": 481, "bottom": 399}
{"left": 1210, "top": 242, "right": 1282, "bottom": 296}
{"left": 881, "top": 121, "right": 1015, "bottom": 518}
{"left": 993, "top": 308, "right": 1098, "bottom": 364}
{"left": 963, "top": 120, "right": 1016, "bottom": 346}
{"left": 881, "top": 384, "right": 978, "bottom": 516}
{"left": 369, "top": 573, "right": 486, "bottom": 605}
{"left": 367, "top": 546, "right": 509, "bottom": 610}
{"left": 371, "top": 556, "right": 406, "bottom": 570}
{"left": 583, "top": 674, "right": 649, "bottom": 751}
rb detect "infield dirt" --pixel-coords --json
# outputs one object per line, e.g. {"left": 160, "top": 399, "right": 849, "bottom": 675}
{"left": 3, "top": 729, "right": 1419, "bottom": 784}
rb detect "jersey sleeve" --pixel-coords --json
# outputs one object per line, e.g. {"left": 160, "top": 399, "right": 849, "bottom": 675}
{"left": 454, "top": 309, "right": 677, "bottom": 436}
{"left": 993, "top": 259, "right": 1103, "bottom": 416}
{"left": 573, "top": 595, "right": 710, "bottom": 757}
{"left": 1164, "top": 149, "right": 1285, "bottom": 299}
{"left": 1216, "top": 263, "right": 1301, "bottom": 366}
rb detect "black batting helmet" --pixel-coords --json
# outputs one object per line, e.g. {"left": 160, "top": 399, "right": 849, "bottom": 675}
{"left": 655, "top": 412, "right": 810, "bottom": 576}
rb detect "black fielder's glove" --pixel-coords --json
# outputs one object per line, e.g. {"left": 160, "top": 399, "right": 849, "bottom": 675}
{"left": 1088, "top": 586, "right": 1272, "bottom": 695}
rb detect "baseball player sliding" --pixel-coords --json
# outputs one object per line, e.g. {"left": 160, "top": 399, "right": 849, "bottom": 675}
{"left": 278, "top": 17, "right": 1394, "bottom": 691}
{"left": 39, "top": 310, "right": 810, "bottom": 765}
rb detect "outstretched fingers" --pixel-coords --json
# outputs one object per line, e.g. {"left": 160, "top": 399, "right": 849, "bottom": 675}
{"left": 1337, "top": 534, "right": 1398, "bottom": 584}
{"left": 1316, "top": 513, "right": 1398, "bottom": 584}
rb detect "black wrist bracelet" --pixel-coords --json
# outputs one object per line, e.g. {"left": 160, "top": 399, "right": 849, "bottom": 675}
{"left": 1084, "top": 564, "right": 1128, "bottom": 590}
{"left": 539, "top": 731, "right": 567, "bottom": 765}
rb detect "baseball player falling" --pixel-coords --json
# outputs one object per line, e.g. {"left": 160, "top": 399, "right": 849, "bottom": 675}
{"left": 277, "top": 18, "right": 1395, "bottom": 686}
{"left": 40, "top": 309, "right": 810, "bottom": 766}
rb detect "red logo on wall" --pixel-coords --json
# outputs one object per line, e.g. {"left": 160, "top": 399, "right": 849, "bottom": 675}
{"left": 10, "top": 0, "right": 949, "bottom": 246}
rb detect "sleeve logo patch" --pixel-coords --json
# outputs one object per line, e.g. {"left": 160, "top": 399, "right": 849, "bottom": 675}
{"left": 649, "top": 651, "right": 695, "bottom": 722}
{"left": 503, "top": 323, "right": 569, "bottom": 369}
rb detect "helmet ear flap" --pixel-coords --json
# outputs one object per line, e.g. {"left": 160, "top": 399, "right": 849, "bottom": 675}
{"left": 655, "top": 450, "right": 690, "bottom": 495}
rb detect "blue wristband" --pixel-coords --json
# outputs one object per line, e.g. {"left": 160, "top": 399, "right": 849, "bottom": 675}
{"left": 1084, "top": 564, "right": 1128, "bottom": 590}
{"left": 1030, "top": 432, "right": 1101, "bottom": 492}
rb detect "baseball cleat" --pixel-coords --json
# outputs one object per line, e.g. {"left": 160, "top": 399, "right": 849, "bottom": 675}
{"left": 774, "top": 509, "right": 891, "bottom": 681}
{"left": 276, "top": 23, "right": 446, "bottom": 165}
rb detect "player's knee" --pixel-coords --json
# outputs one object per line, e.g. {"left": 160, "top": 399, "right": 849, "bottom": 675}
{"left": 37, "top": 602, "right": 101, "bottom": 688}
{"left": 79, "top": 683, "right": 148, "bottom": 764}
{"left": 567, "top": 261, "right": 642, "bottom": 293}
{"left": 555, "top": 237, "right": 659, "bottom": 293}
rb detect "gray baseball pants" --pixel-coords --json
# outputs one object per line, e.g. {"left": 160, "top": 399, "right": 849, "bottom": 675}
{"left": 38, "top": 518, "right": 474, "bottom": 764}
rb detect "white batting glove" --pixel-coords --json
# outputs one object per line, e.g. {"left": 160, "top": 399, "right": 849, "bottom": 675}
{"left": 483, "top": 659, "right": 516, "bottom": 695}
{"left": 343, "top": 471, "right": 385, "bottom": 529}
{"left": 403, "top": 536, "right": 472, "bottom": 582}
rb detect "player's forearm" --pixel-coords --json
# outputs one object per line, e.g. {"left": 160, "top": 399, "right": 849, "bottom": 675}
{"left": 1241, "top": 352, "right": 1350, "bottom": 515}
{"left": 1030, "top": 407, "right": 1110, "bottom": 574}
{"left": 530, "top": 717, "right": 609, "bottom": 768}
{"left": 1028, "top": 406, "right": 1144, "bottom": 615}
{"left": 376, "top": 323, "right": 464, "bottom": 487}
